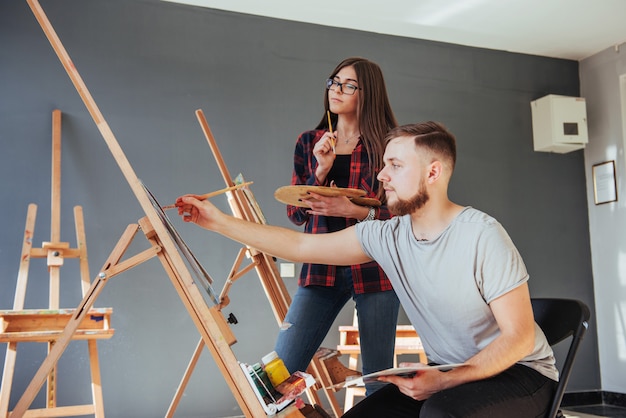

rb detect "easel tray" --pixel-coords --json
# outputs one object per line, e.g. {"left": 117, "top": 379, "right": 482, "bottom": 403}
{"left": 0, "top": 308, "right": 114, "bottom": 342}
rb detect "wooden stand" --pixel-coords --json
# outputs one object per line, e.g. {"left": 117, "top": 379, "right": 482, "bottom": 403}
{"left": 202, "top": 109, "right": 343, "bottom": 417}
{"left": 164, "top": 110, "right": 344, "bottom": 417}
{"left": 0, "top": 109, "right": 113, "bottom": 418}
{"left": 336, "top": 309, "right": 427, "bottom": 411}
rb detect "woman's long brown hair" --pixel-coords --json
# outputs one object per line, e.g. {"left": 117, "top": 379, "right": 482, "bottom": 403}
{"left": 316, "top": 57, "right": 398, "bottom": 202}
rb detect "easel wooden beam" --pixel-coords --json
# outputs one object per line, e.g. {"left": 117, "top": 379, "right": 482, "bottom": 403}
{"left": 195, "top": 110, "right": 292, "bottom": 320}
{"left": 49, "top": 109, "right": 62, "bottom": 311}
{"left": 46, "top": 108, "right": 63, "bottom": 409}
{"left": 0, "top": 204, "right": 36, "bottom": 417}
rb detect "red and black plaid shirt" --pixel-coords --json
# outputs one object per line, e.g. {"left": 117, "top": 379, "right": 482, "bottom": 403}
{"left": 287, "top": 129, "right": 393, "bottom": 294}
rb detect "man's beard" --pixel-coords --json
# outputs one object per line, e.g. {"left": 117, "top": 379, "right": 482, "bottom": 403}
{"left": 388, "top": 180, "right": 429, "bottom": 216}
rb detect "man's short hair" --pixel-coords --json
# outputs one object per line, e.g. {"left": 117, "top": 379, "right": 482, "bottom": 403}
{"left": 385, "top": 122, "right": 456, "bottom": 169}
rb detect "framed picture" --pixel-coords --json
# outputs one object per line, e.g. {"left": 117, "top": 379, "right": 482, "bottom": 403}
{"left": 592, "top": 160, "right": 618, "bottom": 205}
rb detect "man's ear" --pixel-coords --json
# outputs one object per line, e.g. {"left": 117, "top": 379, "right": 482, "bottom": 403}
{"left": 427, "top": 160, "right": 443, "bottom": 184}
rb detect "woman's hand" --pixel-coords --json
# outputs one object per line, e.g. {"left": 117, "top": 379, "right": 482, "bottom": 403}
{"left": 303, "top": 191, "right": 360, "bottom": 219}
{"left": 313, "top": 131, "right": 336, "bottom": 182}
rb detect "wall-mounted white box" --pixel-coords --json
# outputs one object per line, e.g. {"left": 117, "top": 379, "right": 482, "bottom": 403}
{"left": 531, "top": 94, "right": 588, "bottom": 153}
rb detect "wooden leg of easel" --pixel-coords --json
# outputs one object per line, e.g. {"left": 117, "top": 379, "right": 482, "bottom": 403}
{"left": 343, "top": 387, "right": 364, "bottom": 412}
{"left": 47, "top": 109, "right": 61, "bottom": 411}
{"left": 303, "top": 367, "right": 324, "bottom": 412}
{"left": 87, "top": 340, "right": 105, "bottom": 418}
{"left": 75, "top": 206, "right": 93, "bottom": 297}
{"left": 307, "top": 358, "right": 343, "bottom": 418}
{"left": 165, "top": 338, "right": 205, "bottom": 418}
{"left": 196, "top": 110, "right": 344, "bottom": 415}
{"left": 0, "top": 342, "right": 18, "bottom": 417}
{"left": 13, "top": 204, "right": 37, "bottom": 311}
{"left": 255, "top": 254, "right": 291, "bottom": 321}
{"left": 1, "top": 204, "right": 36, "bottom": 417}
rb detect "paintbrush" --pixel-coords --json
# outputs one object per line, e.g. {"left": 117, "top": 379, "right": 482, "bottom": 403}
{"left": 162, "top": 181, "right": 253, "bottom": 210}
{"left": 327, "top": 110, "right": 336, "bottom": 153}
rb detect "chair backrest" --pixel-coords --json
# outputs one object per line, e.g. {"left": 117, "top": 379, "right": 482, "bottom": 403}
{"left": 531, "top": 298, "right": 590, "bottom": 418}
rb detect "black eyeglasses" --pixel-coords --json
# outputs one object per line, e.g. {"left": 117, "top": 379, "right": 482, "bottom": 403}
{"left": 326, "top": 78, "right": 361, "bottom": 95}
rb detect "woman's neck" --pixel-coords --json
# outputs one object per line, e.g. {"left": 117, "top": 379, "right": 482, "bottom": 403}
{"left": 335, "top": 119, "right": 360, "bottom": 144}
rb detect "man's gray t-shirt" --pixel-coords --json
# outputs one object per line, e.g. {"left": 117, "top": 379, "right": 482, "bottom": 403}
{"left": 355, "top": 206, "right": 557, "bottom": 381}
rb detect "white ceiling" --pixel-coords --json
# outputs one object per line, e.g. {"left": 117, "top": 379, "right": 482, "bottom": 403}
{"left": 163, "top": 0, "right": 626, "bottom": 61}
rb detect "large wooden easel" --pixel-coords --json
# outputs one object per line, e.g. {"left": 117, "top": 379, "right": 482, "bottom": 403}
{"left": 0, "top": 109, "right": 113, "bottom": 418}
{"left": 16, "top": 1, "right": 272, "bottom": 417}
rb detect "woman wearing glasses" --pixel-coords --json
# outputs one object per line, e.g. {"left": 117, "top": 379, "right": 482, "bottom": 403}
{"left": 275, "top": 57, "right": 400, "bottom": 395}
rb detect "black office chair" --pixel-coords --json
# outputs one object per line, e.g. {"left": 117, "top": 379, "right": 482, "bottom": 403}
{"left": 531, "top": 298, "right": 591, "bottom": 418}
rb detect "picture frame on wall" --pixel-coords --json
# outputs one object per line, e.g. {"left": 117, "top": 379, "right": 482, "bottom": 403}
{"left": 592, "top": 160, "right": 618, "bottom": 205}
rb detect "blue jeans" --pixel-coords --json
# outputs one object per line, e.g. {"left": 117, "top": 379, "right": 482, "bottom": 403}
{"left": 341, "top": 364, "right": 557, "bottom": 417}
{"left": 275, "top": 266, "right": 400, "bottom": 395}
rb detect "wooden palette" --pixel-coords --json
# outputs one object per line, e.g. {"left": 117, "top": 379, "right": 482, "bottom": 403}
{"left": 274, "top": 185, "right": 381, "bottom": 208}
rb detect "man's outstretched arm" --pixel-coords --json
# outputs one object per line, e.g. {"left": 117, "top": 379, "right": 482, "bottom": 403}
{"left": 175, "top": 194, "right": 372, "bottom": 266}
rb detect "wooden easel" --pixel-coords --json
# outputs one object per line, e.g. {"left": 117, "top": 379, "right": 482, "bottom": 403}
{"left": 337, "top": 309, "right": 426, "bottom": 411}
{"left": 0, "top": 109, "right": 113, "bottom": 417}
{"left": 19, "top": 1, "right": 312, "bottom": 417}
{"left": 162, "top": 110, "right": 345, "bottom": 417}
{"left": 17, "top": 1, "right": 279, "bottom": 417}
{"left": 165, "top": 110, "right": 347, "bottom": 417}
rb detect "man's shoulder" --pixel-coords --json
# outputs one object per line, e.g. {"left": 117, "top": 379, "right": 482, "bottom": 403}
{"left": 455, "top": 206, "right": 498, "bottom": 226}
{"left": 453, "top": 207, "right": 516, "bottom": 249}
{"left": 358, "top": 215, "right": 407, "bottom": 235}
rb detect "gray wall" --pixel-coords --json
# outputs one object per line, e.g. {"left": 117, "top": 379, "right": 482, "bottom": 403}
{"left": 0, "top": 0, "right": 599, "bottom": 417}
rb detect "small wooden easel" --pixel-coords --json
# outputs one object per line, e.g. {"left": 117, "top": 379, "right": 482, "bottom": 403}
{"left": 162, "top": 110, "right": 346, "bottom": 417}
{"left": 0, "top": 109, "right": 114, "bottom": 418}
